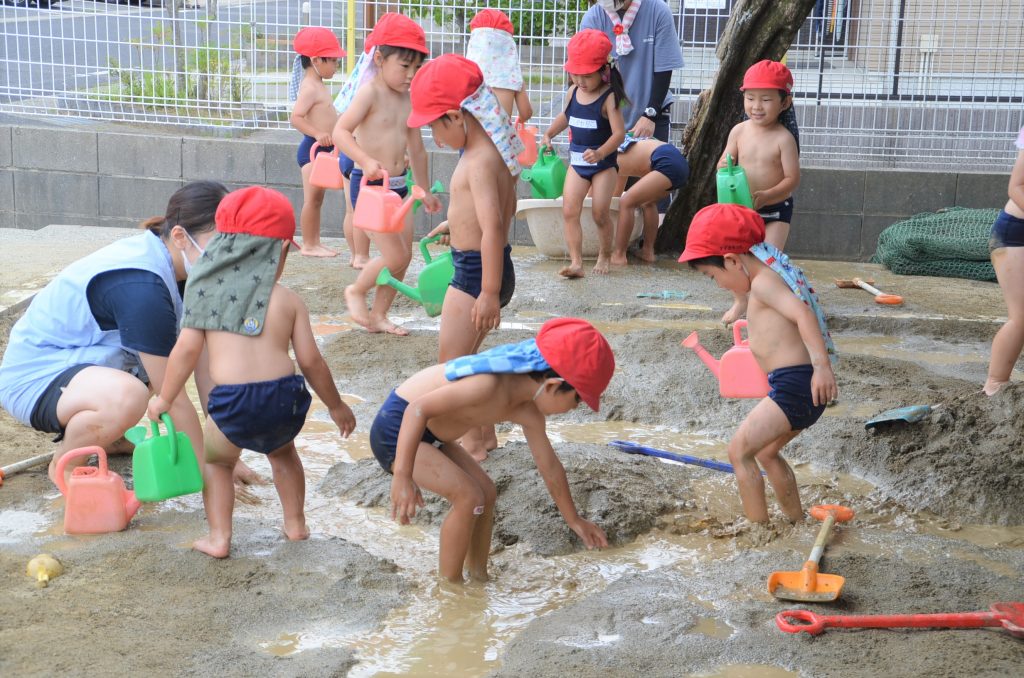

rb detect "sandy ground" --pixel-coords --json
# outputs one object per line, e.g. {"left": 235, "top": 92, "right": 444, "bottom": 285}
{"left": 1, "top": 238, "right": 1022, "bottom": 676}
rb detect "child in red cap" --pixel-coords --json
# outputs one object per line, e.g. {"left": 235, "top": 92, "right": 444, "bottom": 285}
{"left": 465, "top": 9, "right": 533, "bottom": 123}
{"left": 148, "top": 186, "right": 356, "bottom": 559}
{"left": 289, "top": 27, "right": 345, "bottom": 258}
{"left": 680, "top": 203, "right": 837, "bottom": 526}
{"left": 332, "top": 13, "right": 442, "bottom": 336}
{"left": 542, "top": 29, "right": 628, "bottom": 278}
{"left": 370, "top": 317, "right": 614, "bottom": 582}
{"left": 408, "top": 53, "right": 526, "bottom": 461}
{"left": 717, "top": 59, "right": 801, "bottom": 326}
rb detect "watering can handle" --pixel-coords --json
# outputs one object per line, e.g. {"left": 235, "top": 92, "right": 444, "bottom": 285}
{"left": 726, "top": 153, "right": 735, "bottom": 170}
{"left": 360, "top": 169, "right": 389, "bottom": 189}
{"left": 53, "top": 445, "right": 107, "bottom": 497}
{"left": 732, "top": 319, "right": 749, "bottom": 345}
{"left": 152, "top": 413, "right": 179, "bottom": 464}
{"left": 418, "top": 234, "right": 445, "bottom": 263}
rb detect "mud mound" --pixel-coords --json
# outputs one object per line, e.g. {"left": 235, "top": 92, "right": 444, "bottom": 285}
{"left": 320, "top": 441, "right": 702, "bottom": 556}
{"left": 848, "top": 383, "right": 1024, "bottom": 524}
{"left": 0, "top": 511, "right": 408, "bottom": 676}
{"left": 494, "top": 537, "right": 1024, "bottom": 678}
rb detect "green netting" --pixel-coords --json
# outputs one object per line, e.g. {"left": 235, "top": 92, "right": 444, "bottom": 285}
{"left": 870, "top": 207, "right": 998, "bottom": 281}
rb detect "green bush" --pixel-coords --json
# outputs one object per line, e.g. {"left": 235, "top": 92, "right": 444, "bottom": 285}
{"left": 403, "top": 0, "right": 590, "bottom": 42}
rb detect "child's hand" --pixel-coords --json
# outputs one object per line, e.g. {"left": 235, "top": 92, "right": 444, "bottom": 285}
{"left": 569, "top": 517, "right": 608, "bottom": 550}
{"left": 472, "top": 292, "right": 501, "bottom": 332}
{"left": 426, "top": 220, "right": 451, "bottom": 246}
{"left": 146, "top": 395, "right": 170, "bottom": 422}
{"left": 541, "top": 134, "right": 552, "bottom": 148}
{"left": 811, "top": 366, "right": 838, "bottom": 407}
{"left": 752, "top": 191, "right": 766, "bottom": 209}
{"left": 717, "top": 155, "right": 729, "bottom": 169}
{"left": 362, "top": 159, "right": 384, "bottom": 180}
{"left": 316, "top": 132, "right": 333, "bottom": 148}
{"left": 582, "top": 148, "right": 602, "bottom": 164}
{"left": 390, "top": 475, "right": 425, "bottom": 525}
{"left": 421, "top": 193, "right": 443, "bottom": 214}
{"left": 330, "top": 402, "right": 356, "bottom": 438}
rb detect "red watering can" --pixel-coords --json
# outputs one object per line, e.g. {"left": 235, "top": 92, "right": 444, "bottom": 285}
{"left": 353, "top": 171, "right": 426, "bottom": 233}
{"left": 54, "top": 446, "right": 140, "bottom": 534}
{"left": 515, "top": 117, "right": 539, "bottom": 166}
{"left": 308, "top": 143, "right": 345, "bottom": 190}
{"left": 681, "top": 320, "right": 769, "bottom": 399}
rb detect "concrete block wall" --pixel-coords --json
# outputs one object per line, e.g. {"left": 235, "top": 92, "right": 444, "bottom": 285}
{"left": 0, "top": 124, "right": 1009, "bottom": 261}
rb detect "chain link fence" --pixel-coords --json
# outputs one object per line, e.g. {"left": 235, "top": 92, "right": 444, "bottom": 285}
{"left": 1, "top": 0, "right": 1021, "bottom": 170}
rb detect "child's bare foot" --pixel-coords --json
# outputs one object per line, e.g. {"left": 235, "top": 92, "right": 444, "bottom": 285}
{"left": 721, "top": 300, "right": 747, "bottom": 327}
{"left": 593, "top": 254, "right": 611, "bottom": 275}
{"left": 983, "top": 379, "right": 1009, "bottom": 396}
{"left": 366, "top": 317, "right": 409, "bottom": 336}
{"left": 636, "top": 248, "right": 657, "bottom": 263}
{"left": 300, "top": 244, "right": 339, "bottom": 258}
{"left": 193, "top": 534, "right": 230, "bottom": 559}
{"left": 610, "top": 251, "right": 629, "bottom": 266}
{"left": 350, "top": 254, "right": 369, "bottom": 269}
{"left": 483, "top": 426, "right": 498, "bottom": 452}
{"left": 345, "top": 285, "right": 371, "bottom": 328}
{"left": 559, "top": 264, "right": 585, "bottom": 279}
{"left": 467, "top": 567, "right": 490, "bottom": 583}
{"left": 283, "top": 519, "right": 309, "bottom": 541}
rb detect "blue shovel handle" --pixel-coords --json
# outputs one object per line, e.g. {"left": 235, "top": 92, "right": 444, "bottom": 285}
{"left": 610, "top": 440, "right": 765, "bottom": 475}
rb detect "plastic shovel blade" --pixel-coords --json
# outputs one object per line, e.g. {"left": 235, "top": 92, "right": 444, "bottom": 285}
{"left": 864, "top": 405, "right": 933, "bottom": 430}
{"left": 768, "top": 566, "right": 846, "bottom": 602}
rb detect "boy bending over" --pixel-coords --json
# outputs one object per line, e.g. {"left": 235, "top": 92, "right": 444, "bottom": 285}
{"left": 408, "top": 54, "right": 525, "bottom": 461}
{"left": 371, "top": 318, "right": 613, "bottom": 582}
{"left": 149, "top": 187, "right": 356, "bottom": 558}
{"left": 680, "top": 204, "right": 837, "bottom": 524}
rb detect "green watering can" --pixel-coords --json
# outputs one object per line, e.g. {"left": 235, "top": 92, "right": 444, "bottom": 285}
{"left": 521, "top": 145, "right": 567, "bottom": 199}
{"left": 126, "top": 413, "right": 203, "bottom": 502}
{"left": 716, "top": 153, "right": 754, "bottom": 208}
{"left": 404, "top": 171, "right": 445, "bottom": 213}
{"left": 376, "top": 235, "right": 454, "bottom": 317}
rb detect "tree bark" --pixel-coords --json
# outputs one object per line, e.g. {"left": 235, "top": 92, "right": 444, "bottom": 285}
{"left": 656, "top": 0, "right": 817, "bottom": 253}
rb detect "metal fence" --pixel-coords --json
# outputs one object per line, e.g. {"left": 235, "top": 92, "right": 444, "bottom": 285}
{"left": 1, "top": 0, "right": 1022, "bottom": 171}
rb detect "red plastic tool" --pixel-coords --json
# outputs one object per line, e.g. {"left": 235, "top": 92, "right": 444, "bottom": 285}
{"left": 776, "top": 602, "right": 1024, "bottom": 637}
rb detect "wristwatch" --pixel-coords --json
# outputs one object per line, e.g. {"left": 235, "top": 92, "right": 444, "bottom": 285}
{"left": 642, "top": 106, "right": 658, "bottom": 120}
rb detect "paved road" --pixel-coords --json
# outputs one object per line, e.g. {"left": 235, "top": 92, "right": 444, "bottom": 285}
{"left": 0, "top": 0, "right": 349, "bottom": 105}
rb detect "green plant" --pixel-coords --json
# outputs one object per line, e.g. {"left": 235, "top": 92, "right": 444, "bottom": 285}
{"left": 403, "top": 1, "right": 589, "bottom": 42}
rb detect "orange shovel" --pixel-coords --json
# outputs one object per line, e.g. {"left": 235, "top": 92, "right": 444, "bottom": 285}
{"left": 835, "top": 277, "right": 903, "bottom": 305}
{"left": 768, "top": 504, "right": 854, "bottom": 602}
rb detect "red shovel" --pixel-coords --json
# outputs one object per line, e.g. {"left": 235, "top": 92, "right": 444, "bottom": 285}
{"left": 776, "top": 602, "right": 1024, "bottom": 638}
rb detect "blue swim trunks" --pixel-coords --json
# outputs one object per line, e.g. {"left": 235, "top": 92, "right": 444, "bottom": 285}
{"left": 989, "top": 210, "right": 1024, "bottom": 251}
{"left": 338, "top": 150, "right": 354, "bottom": 179}
{"left": 449, "top": 244, "right": 516, "bottom": 308}
{"left": 650, "top": 144, "right": 689, "bottom": 190}
{"left": 370, "top": 389, "right": 444, "bottom": 473}
{"left": 767, "top": 364, "right": 825, "bottom": 431}
{"left": 758, "top": 197, "right": 794, "bottom": 225}
{"left": 349, "top": 168, "right": 409, "bottom": 210}
{"left": 297, "top": 135, "right": 333, "bottom": 168}
{"left": 208, "top": 374, "right": 311, "bottom": 453}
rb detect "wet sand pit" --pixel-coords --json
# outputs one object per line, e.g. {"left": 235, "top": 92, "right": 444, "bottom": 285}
{"left": 1, "top": 240, "right": 1022, "bottom": 676}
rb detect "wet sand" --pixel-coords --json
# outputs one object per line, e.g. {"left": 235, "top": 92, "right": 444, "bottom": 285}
{"left": 1, "top": 239, "right": 1022, "bottom": 676}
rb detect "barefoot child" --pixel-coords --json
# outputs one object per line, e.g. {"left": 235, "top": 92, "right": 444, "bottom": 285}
{"left": 984, "top": 125, "right": 1024, "bottom": 396}
{"left": 542, "top": 29, "right": 627, "bottom": 277}
{"left": 408, "top": 54, "right": 525, "bottom": 462}
{"left": 289, "top": 27, "right": 345, "bottom": 258}
{"left": 611, "top": 136, "right": 689, "bottom": 265}
{"left": 372, "top": 317, "right": 613, "bottom": 582}
{"left": 680, "top": 204, "right": 837, "bottom": 524}
{"left": 148, "top": 187, "right": 356, "bottom": 558}
{"left": 717, "top": 60, "right": 800, "bottom": 325}
{"left": 333, "top": 13, "right": 442, "bottom": 336}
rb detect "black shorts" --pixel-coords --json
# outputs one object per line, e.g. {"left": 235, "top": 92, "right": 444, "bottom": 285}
{"left": 30, "top": 364, "right": 95, "bottom": 441}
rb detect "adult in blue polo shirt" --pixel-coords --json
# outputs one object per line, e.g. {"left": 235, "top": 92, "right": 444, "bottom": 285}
{"left": 581, "top": 0, "right": 684, "bottom": 142}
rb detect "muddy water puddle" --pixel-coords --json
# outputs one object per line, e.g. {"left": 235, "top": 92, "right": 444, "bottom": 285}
{"left": 836, "top": 332, "right": 1023, "bottom": 379}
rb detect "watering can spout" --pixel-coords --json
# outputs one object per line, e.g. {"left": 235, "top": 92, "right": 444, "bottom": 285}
{"left": 125, "top": 491, "right": 141, "bottom": 519}
{"left": 376, "top": 267, "right": 422, "bottom": 303}
{"left": 681, "top": 332, "right": 721, "bottom": 379}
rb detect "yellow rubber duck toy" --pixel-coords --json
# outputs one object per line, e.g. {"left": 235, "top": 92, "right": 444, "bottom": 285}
{"left": 26, "top": 554, "right": 63, "bottom": 588}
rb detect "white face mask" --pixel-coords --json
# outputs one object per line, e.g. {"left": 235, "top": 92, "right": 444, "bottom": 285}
{"left": 597, "top": 0, "right": 628, "bottom": 12}
{"left": 182, "top": 232, "right": 205, "bottom": 275}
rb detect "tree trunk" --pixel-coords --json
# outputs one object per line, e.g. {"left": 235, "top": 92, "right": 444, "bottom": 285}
{"left": 656, "top": 0, "right": 817, "bottom": 253}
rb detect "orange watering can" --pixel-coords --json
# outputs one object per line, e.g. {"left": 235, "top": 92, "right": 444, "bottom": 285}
{"left": 681, "top": 320, "right": 769, "bottom": 399}
{"left": 515, "top": 117, "right": 539, "bottom": 166}
{"left": 353, "top": 171, "right": 427, "bottom": 234}
{"left": 54, "top": 446, "right": 140, "bottom": 534}
{"left": 308, "top": 143, "right": 345, "bottom": 190}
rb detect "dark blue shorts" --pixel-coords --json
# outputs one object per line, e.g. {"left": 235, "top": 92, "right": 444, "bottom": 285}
{"left": 650, "top": 144, "right": 689, "bottom": 190}
{"left": 208, "top": 374, "right": 311, "bottom": 453}
{"left": 297, "top": 134, "right": 333, "bottom": 168}
{"left": 369, "top": 390, "right": 443, "bottom": 473}
{"left": 338, "top": 151, "right": 354, "bottom": 179}
{"left": 989, "top": 210, "right": 1024, "bottom": 251}
{"left": 758, "top": 197, "right": 794, "bottom": 225}
{"left": 767, "top": 364, "right": 825, "bottom": 431}
{"left": 570, "top": 144, "right": 617, "bottom": 181}
{"left": 349, "top": 169, "right": 409, "bottom": 210}
{"left": 449, "top": 244, "right": 516, "bottom": 308}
